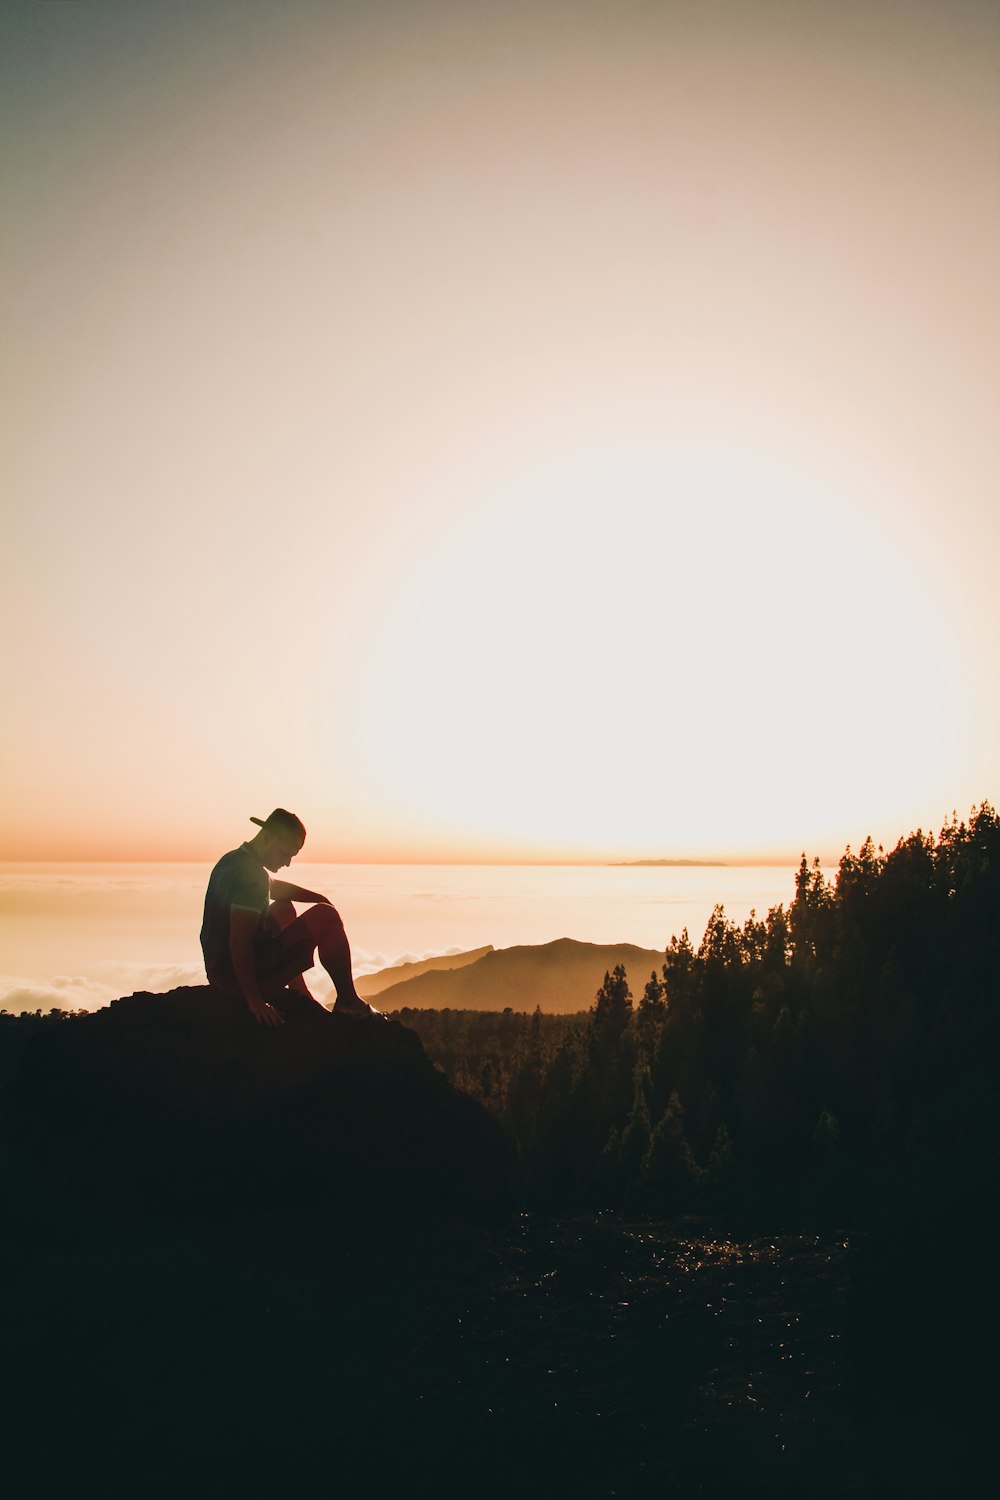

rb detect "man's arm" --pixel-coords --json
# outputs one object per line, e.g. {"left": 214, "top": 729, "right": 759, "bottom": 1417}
{"left": 268, "top": 878, "right": 332, "bottom": 906}
{"left": 229, "top": 907, "right": 284, "bottom": 1027}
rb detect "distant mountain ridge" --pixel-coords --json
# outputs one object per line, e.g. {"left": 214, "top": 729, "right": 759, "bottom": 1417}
{"left": 357, "top": 945, "right": 494, "bottom": 998}
{"left": 367, "top": 938, "right": 666, "bottom": 1014}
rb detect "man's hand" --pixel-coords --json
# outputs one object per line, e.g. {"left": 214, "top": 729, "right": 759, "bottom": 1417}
{"left": 246, "top": 994, "right": 284, "bottom": 1028}
{"left": 229, "top": 907, "right": 284, "bottom": 1027}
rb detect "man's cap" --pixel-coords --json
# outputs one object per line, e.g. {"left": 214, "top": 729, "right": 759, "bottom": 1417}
{"left": 250, "top": 808, "right": 306, "bottom": 842}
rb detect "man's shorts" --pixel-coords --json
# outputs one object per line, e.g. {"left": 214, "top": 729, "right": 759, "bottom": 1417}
{"left": 252, "top": 915, "right": 318, "bottom": 993}
{"left": 208, "top": 909, "right": 320, "bottom": 998}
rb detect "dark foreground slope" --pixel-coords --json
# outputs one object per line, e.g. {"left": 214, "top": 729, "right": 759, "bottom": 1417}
{"left": 1, "top": 1201, "right": 863, "bottom": 1499}
{"left": 2, "top": 985, "right": 514, "bottom": 1231}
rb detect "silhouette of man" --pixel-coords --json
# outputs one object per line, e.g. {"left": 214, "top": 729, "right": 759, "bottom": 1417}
{"left": 200, "top": 808, "right": 378, "bottom": 1026}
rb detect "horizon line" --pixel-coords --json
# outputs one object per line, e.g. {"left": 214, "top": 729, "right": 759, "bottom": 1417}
{"left": 0, "top": 853, "right": 830, "bottom": 868}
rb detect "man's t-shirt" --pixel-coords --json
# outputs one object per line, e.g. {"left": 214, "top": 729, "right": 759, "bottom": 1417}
{"left": 200, "top": 843, "right": 271, "bottom": 983}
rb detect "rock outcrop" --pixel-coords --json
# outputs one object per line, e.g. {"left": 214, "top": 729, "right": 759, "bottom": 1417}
{"left": 3, "top": 986, "right": 514, "bottom": 1230}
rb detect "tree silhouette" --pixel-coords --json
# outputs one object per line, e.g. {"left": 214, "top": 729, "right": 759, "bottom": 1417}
{"left": 383, "top": 804, "right": 999, "bottom": 1221}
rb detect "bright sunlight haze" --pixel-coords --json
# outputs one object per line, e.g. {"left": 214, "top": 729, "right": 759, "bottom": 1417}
{"left": 2, "top": 0, "right": 997, "bottom": 863}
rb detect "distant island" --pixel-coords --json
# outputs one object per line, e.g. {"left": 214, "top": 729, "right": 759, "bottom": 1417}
{"left": 611, "top": 859, "right": 727, "bottom": 867}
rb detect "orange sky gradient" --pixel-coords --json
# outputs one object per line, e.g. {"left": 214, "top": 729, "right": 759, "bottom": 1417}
{"left": 2, "top": 0, "right": 997, "bottom": 866}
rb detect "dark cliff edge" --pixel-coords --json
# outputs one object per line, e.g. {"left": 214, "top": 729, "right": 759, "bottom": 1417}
{"left": 1, "top": 986, "right": 515, "bottom": 1233}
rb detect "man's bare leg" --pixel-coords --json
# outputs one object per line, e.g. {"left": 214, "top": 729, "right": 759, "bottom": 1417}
{"left": 269, "top": 900, "right": 320, "bottom": 999}
{"left": 312, "top": 906, "right": 374, "bottom": 1014}
{"left": 267, "top": 901, "right": 380, "bottom": 1016}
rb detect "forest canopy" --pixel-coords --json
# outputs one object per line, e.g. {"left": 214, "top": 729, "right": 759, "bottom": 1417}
{"left": 399, "top": 805, "right": 999, "bottom": 1224}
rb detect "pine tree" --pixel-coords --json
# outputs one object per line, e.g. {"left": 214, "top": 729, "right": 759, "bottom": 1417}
{"left": 621, "top": 1077, "right": 653, "bottom": 1181}
{"left": 590, "top": 965, "right": 633, "bottom": 1041}
{"left": 643, "top": 1090, "right": 701, "bottom": 1205}
{"left": 704, "top": 1123, "right": 736, "bottom": 1191}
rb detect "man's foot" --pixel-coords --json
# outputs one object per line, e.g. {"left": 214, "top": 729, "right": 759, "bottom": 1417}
{"left": 332, "top": 995, "right": 386, "bottom": 1021}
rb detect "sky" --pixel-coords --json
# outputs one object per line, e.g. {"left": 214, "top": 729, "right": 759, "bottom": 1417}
{"left": 2, "top": 0, "right": 997, "bottom": 865}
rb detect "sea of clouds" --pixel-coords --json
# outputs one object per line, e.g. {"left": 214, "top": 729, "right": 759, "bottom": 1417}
{"left": 0, "top": 961, "right": 207, "bottom": 1015}
{"left": 0, "top": 946, "right": 476, "bottom": 1014}
{"left": 1, "top": 860, "right": 807, "bottom": 1014}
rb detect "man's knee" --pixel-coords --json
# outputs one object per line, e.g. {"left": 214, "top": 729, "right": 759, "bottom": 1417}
{"left": 307, "top": 903, "right": 345, "bottom": 940}
{"left": 269, "top": 899, "right": 296, "bottom": 930}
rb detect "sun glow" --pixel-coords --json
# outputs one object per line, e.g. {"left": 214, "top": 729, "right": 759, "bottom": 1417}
{"left": 1, "top": 0, "right": 996, "bottom": 863}
{"left": 362, "top": 452, "right": 952, "bottom": 861}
